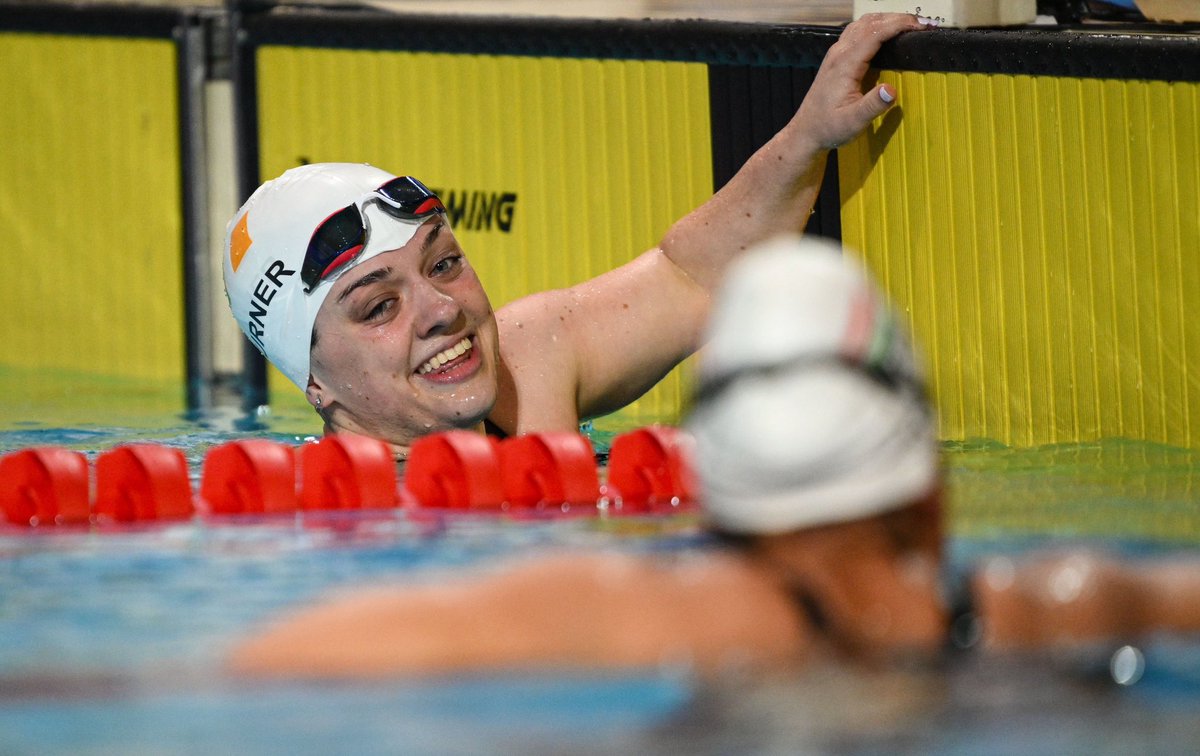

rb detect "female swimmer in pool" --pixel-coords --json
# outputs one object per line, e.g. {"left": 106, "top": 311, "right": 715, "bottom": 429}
{"left": 229, "top": 236, "right": 1200, "bottom": 679}
{"left": 223, "top": 13, "right": 934, "bottom": 462}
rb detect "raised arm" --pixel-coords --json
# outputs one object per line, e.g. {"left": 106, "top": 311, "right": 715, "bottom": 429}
{"left": 659, "top": 12, "right": 928, "bottom": 292}
{"left": 506, "top": 14, "right": 931, "bottom": 425}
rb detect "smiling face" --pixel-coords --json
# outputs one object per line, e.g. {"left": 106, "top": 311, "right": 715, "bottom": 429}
{"left": 306, "top": 218, "right": 501, "bottom": 449}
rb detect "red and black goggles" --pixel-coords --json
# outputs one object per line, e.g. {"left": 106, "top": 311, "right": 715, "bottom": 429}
{"left": 301, "top": 176, "right": 446, "bottom": 293}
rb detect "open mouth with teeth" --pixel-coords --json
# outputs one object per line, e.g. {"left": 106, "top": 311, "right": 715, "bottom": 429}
{"left": 416, "top": 336, "right": 474, "bottom": 377}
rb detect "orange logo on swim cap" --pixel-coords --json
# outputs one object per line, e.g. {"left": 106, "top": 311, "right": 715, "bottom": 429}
{"left": 229, "top": 212, "right": 252, "bottom": 272}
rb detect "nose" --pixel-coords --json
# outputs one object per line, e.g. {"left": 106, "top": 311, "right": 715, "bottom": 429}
{"left": 411, "top": 279, "right": 463, "bottom": 339}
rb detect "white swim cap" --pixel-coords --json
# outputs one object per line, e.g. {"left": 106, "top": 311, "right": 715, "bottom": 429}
{"left": 222, "top": 163, "right": 436, "bottom": 390}
{"left": 685, "top": 235, "right": 938, "bottom": 534}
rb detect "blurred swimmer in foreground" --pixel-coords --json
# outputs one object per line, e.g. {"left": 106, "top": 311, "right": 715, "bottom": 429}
{"left": 223, "top": 13, "right": 932, "bottom": 461}
{"left": 230, "top": 236, "right": 1200, "bottom": 679}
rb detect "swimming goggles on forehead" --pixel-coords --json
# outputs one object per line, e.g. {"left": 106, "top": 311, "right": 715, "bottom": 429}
{"left": 301, "top": 176, "right": 446, "bottom": 294}
{"left": 692, "top": 351, "right": 928, "bottom": 411}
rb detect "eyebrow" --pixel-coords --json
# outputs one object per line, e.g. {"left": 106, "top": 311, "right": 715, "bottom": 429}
{"left": 336, "top": 266, "right": 392, "bottom": 305}
{"left": 421, "top": 220, "right": 445, "bottom": 253}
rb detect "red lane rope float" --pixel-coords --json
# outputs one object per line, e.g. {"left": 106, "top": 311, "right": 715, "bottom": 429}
{"left": 499, "top": 432, "right": 600, "bottom": 508}
{"left": 200, "top": 439, "right": 298, "bottom": 515}
{"left": 404, "top": 431, "right": 504, "bottom": 509}
{"left": 0, "top": 425, "right": 703, "bottom": 527}
{"left": 607, "top": 426, "right": 698, "bottom": 510}
{"left": 0, "top": 447, "right": 90, "bottom": 526}
{"left": 93, "top": 444, "right": 194, "bottom": 522}
{"left": 298, "top": 433, "right": 398, "bottom": 510}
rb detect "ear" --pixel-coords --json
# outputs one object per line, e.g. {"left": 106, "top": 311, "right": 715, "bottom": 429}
{"left": 305, "top": 375, "right": 325, "bottom": 411}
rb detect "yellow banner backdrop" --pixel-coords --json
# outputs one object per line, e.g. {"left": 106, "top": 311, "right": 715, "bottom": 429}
{"left": 841, "top": 71, "right": 1200, "bottom": 448}
{"left": 0, "top": 33, "right": 183, "bottom": 384}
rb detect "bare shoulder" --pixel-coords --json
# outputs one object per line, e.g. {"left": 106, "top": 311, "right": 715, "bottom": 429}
{"left": 492, "top": 250, "right": 707, "bottom": 429}
{"left": 490, "top": 289, "right": 585, "bottom": 434}
{"left": 496, "top": 286, "right": 580, "bottom": 348}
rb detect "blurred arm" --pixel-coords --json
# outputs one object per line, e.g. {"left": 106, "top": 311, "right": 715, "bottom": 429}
{"left": 229, "top": 551, "right": 808, "bottom": 679}
{"left": 974, "top": 552, "right": 1200, "bottom": 649}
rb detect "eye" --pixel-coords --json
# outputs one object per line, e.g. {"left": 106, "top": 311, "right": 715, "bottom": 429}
{"left": 430, "top": 254, "right": 463, "bottom": 277}
{"left": 363, "top": 298, "right": 395, "bottom": 322}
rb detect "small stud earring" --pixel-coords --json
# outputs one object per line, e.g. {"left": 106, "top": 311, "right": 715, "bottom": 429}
{"left": 314, "top": 396, "right": 323, "bottom": 410}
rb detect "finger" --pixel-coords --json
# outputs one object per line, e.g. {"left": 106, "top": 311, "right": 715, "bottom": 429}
{"left": 838, "top": 12, "right": 929, "bottom": 59}
{"left": 851, "top": 83, "right": 898, "bottom": 126}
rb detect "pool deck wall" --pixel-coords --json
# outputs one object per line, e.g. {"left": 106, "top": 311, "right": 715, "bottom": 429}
{"left": 2, "top": 2, "right": 1198, "bottom": 446}
{"left": 840, "top": 31, "right": 1200, "bottom": 448}
{"left": 0, "top": 10, "right": 187, "bottom": 388}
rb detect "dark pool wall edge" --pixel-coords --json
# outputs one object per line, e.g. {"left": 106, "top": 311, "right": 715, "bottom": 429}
{"left": 0, "top": 2, "right": 184, "bottom": 38}
{"left": 235, "top": 7, "right": 1200, "bottom": 82}
{"left": 237, "top": 7, "right": 841, "bottom": 66}
{"left": 876, "top": 26, "right": 1200, "bottom": 82}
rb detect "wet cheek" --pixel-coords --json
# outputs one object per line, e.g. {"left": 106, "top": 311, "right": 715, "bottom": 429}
{"left": 345, "top": 381, "right": 369, "bottom": 403}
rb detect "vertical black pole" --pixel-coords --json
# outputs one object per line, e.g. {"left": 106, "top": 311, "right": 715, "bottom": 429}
{"left": 228, "top": 0, "right": 269, "bottom": 411}
{"left": 177, "top": 11, "right": 215, "bottom": 412}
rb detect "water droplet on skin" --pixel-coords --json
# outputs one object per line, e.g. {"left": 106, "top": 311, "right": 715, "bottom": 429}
{"left": 1050, "top": 556, "right": 1093, "bottom": 604}
{"left": 1051, "top": 566, "right": 1085, "bottom": 603}
{"left": 983, "top": 557, "right": 1016, "bottom": 591}
{"left": 1110, "top": 645, "right": 1145, "bottom": 686}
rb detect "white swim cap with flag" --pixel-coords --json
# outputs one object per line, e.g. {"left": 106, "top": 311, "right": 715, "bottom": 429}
{"left": 685, "top": 235, "right": 938, "bottom": 535}
{"left": 223, "top": 162, "right": 444, "bottom": 389}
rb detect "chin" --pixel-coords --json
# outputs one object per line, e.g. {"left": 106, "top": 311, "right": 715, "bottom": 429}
{"left": 444, "top": 394, "right": 497, "bottom": 430}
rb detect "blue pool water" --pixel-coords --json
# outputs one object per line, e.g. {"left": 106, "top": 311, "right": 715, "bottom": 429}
{"left": 3, "top": 394, "right": 1200, "bottom": 754}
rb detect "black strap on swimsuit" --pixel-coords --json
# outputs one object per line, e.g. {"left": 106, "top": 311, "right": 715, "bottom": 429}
{"left": 791, "top": 585, "right": 831, "bottom": 637}
{"left": 944, "top": 569, "right": 982, "bottom": 653}
{"left": 482, "top": 418, "right": 508, "bottom": 440}
{"left": 785, "top": 580, "right": 981, "bottom": 657}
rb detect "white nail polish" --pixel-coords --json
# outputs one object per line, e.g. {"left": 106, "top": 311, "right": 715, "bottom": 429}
{"left": 879, "top": 87, "right": 895, "bottom": 104}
